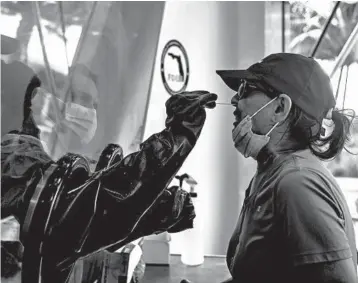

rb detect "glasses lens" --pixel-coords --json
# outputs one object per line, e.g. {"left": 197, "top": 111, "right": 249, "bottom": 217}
{"left": 237, "top": 80, "right": 258, "bottom": 100}
{"left": 237, "top": 80, "right": 277, "bottom": 100}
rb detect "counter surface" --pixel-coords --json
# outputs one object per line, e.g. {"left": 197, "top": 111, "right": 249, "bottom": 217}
{"left": 142, "top": 255, "right": 231, "bottom": 283}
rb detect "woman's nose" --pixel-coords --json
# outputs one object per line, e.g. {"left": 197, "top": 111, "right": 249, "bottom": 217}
{"left": 231, "top": 94, "right": 239, "bottom": 106}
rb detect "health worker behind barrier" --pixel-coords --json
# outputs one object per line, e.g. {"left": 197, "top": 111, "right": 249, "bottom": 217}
{"left": 216, "top": 53, "right": 357, "bottom": 283}
{"left": 2, "top": 64, "right": 99, "bottom": 225}
{"left": 31, "top": 64, "right": 99, "bottom": 161}
{"left": 1, "top": 65, "right": 99, "bottom": 283}
{"left": 1, "top": 75, "right": 83, "bottom": 283}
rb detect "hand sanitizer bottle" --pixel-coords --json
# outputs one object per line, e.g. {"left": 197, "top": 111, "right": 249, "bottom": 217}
{"left": 179, "top": 175, "right": 204, "bottom": 266}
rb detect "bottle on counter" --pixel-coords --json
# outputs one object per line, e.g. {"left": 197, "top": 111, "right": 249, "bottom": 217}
{"left": 176, "top": 174, "right": 204, "bottom": 266}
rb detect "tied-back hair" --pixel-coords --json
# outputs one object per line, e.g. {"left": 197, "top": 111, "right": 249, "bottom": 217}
{"left": 21, "top": 75, "right": 41, "bottom": 137}
{"left": 287, "top": 103, "right": 357, "bottom": 160}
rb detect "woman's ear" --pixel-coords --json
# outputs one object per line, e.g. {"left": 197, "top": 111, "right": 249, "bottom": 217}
{"left": 273, "top": 94, "right": 292, "bottom": 123}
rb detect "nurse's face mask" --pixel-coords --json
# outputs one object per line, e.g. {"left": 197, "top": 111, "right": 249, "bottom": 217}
{"left": 64, "top": 102, "right": 97, "bottom": 144}
{"left": 31, "top": 88, "right": 97, "bottom": 155}
{"left": 232, "top": 80, "right": 279, "bottom": 159}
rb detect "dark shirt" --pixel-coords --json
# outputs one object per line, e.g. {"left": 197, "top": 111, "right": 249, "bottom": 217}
{"left": 227, "top": 149, "right": 357, "bottom": 283}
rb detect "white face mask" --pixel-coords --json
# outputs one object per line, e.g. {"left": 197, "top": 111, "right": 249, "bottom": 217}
{"left": 232, "top": 98, "right": 279, "bottom": 159}
{"left": 65, "top": 102, "right": 97, "bottom": 144}
{"left": 31, "top": 89, "right": 64, "bottom": 155}
{"left": 31, "top": 88, "right": 97, "bottom": 157}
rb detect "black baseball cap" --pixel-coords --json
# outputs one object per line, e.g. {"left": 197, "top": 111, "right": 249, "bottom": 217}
{"left": 216, "top": 53, "right": 336, "bottom": 122}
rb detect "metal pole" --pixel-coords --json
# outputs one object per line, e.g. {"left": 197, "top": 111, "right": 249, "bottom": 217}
{"left": 58, "top": 1, "right": 71, "bottom": 76}
{"left": 330, "top": 21, "right": 358, "bottom": 78}
{"left": 33, "top": 1, "right": 63, "bottom": 157}
{"left": 342, "top": 65, "right": 349, "bottom": 109}
{"left": 32, "top": 1, "right": 57, "bottom": 96}
{"left": 335, "top": 66, "right": 344, "bottom": 100}
{"left": 282, "top": 1, "right": 286, "bottom": 53}
{"left": 311, "top": 1, "right": 341, "bottom": 57}
{"left": 61, "top": 1, "right": 98, "bottom": 108}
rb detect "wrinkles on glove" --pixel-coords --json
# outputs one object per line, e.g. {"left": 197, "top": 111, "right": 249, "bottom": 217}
{"left": 105, "top": 185, "right": 195, "bottom": 253}
{"left": 100, "top": 91, "right": 215, "bottom": 196}
{"left": 78, "top": 126, "right": 200, "bottom": 255}
{"left": 42, "top": 91, "right": 215, "bottom": 269}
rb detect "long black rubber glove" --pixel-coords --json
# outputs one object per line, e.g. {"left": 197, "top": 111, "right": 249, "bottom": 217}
{"left": 105, "top": 184, "right": 196, "bottom": 254}
{"left": 41, "top": 91, "right": 217, "bottom": 276}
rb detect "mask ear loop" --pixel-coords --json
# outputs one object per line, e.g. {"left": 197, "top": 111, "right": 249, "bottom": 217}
{"left": 249, "top": 97, "right": 279, "bottom": 137}
{"left": 265, "top": 94, "right": 291, "bottom": 137}
{"left": 265, "top": 121, "right": 280, "bottom": 137}
{"left": 250, "top": 96, "right": 278, "bottom": 119}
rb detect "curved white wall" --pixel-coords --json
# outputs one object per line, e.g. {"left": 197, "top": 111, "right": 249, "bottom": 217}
{"left": 143, "top": 1, "right": 267, "bottom": 256}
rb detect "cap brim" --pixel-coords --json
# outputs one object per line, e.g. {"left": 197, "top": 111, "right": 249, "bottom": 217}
{"left": 1, "top": 35, "right": 19, "bottom": 55}
{"left": 216, "top": 69, "right": 257, "bottom": 92}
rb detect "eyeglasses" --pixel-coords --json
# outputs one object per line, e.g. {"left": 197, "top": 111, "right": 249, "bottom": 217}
{"left": 237, "top": 80, "right": 278, "bottom": 100}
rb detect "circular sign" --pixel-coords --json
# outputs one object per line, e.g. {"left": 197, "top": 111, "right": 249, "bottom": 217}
{"left": 160, "top": 40, "right": 189, "bottom": 95}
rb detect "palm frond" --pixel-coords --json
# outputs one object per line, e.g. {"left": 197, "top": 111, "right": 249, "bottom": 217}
{"left": 302, "top": 1, "right": 336, "bottom": 18}
{"left": 289, "top": 2, "right": 358, "bottom": 64}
